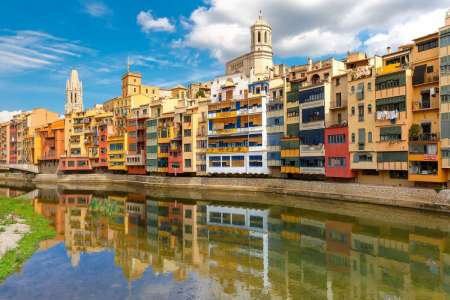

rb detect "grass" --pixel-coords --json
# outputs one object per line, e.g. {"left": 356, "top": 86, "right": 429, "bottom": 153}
{"left": 0, "top": 197, "right": 55, "bottom": 282}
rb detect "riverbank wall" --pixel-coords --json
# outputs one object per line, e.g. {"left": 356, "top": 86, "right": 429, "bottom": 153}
{"left": 22, "top": 173, "right": 448, "bottom": 213}
{"left": 1, "top": 172, "right": 449, "bottom": 212}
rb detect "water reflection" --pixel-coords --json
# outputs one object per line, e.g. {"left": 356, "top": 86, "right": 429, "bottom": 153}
{"left": 1, "top": 188, "right": 450, "bottom": 299}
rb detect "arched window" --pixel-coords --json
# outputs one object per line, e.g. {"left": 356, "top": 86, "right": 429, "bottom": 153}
{"left": 258, "top": 31, "right": 261, "bottom": 43}
{"left": 264, "top": 31, "right": 267, "bottom": 43}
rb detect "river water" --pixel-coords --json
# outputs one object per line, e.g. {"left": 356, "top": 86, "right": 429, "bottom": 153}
{"left": 0, "top": 184, "right": 450, "bottom": 300}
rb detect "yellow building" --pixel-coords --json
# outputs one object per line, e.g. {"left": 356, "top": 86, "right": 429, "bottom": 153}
{"left": 107, "top": 134, "right": 128, "bottom": 172}
{"left": 10, "top": 108, "right": 59, "bottom": 165}
{"left": 440, "top": 11, "right": 450, "bottom": 183}
{"left": 0, "top": 122, "right": 10, "bottom": 164}
{"left": 409, "top": 32, "right": 447, "bottom": 184}
{"left": 347, "top": 54, "right": 383, "bottom": 183}
{"left": 103, "top": 72, "right": 157, "bottom": 136}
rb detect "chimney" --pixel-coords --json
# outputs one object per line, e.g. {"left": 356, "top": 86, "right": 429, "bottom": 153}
{"left": 386, "top": 46, "right": 392, "bottom": 54}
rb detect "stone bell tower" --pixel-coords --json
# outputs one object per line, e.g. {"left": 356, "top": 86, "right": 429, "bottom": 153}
{"left": 250, "top": 11, "right": 273, "bottom": 79}
{"left": 65, "top": 69, "right": 83, "bottom": 115}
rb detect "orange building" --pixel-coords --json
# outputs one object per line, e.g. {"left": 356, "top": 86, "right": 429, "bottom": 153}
{"left": 36, "top": 119, "right": 65, "bottom": 173}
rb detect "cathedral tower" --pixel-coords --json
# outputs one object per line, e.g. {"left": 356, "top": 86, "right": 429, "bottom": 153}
{"left": 65, "top": 69, "right": 83, "bottom": 114}
{"left": 250, "top": 12, "right": 273, "bottom": 79}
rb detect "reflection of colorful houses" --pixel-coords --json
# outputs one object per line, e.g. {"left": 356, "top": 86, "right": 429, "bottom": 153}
{"left": 409, "top": 231, "right": 446, "bottom": 296}
{"left": 206, "top": 205, "right": 270, "bottom": 293}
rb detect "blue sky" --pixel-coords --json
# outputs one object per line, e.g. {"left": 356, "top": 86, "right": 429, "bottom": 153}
{"left": 0, "top": 0, "right": 449, "bottom": 118}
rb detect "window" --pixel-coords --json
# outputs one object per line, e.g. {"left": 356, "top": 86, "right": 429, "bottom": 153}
{"left": 426, "top": 65, "right": 434, "bottom": 73}
{"left": 336, "top": 78, "right": 340, "bottom": 86}
{"left": 336, "top": 93, "right": 342, "bottom": 107}
{"left": 356, "top": 83, "right": 364, "bottom": 100}
{"left": 183, "top": 115, "right": 191, "bottom": 123}
{"left": 380, "top": 126, "right": 402, "bottom": 141}
{"left": 250, "top": 215, "right": 264, "bottom": 228}
{"left": 328, "top": 157, "right": 346, "bottom": 168}
{"left": 368, "top": 132, "right": 372, "bottom": 143}
{"left": 351, "top": 86, "right": 355, "bottom": 93}
{"left": 353, "top": 153, "right": 373, "bottom": 162}
{"left": 184, "top": 129, "right": 191, "bottom": 137}
{"left": 185, "top": 209, "right": 192, "bottom": 219}
{"left": 358, "top": 105, "right": 364, "bottom": 122}
{"left": 209, "top": 156, "right": 221, "bottom": 167}
{"left": 184, "top": 144, "right": 191, "bottom": 152}
{"left": 232, "top": 155, "right": 245, "bottom": 167}
{"left": 351, "top": 133, "right": 355, "bottom": 143}
{"left": 249, "top": 155, "right": 263, "bottom": 167}
{"left": 376, "top": 73, "right": 406, "bottom": 90}
{"left": 328, "top": 134, "right": 346, "bottom": 144}
{"left": 221, "top": 156, "right": 230, "bottom": 167}
{"left": 368, "top": 104, "right": 372, "bottom": 114}
{"left": 184, "top": 225, "right": 192, "bottom": 234}
{"left": 185, "top": 159, "right": 191, "bottom": 168}
{"left": 351, "top": 107, "right": 355, "bottom": 116}
{"left": 232, "top": 214, "right": 245, "bottom": 226}
{"left": 258, "top": 31, "right": 261, "bottom": 43}
{"left": 367, "top": 82, "right": 372, "bottom": 91}
{"left": 377, "top": 151, "right": 408, "bottom": 162}
{"left": 417, "top": 38, "right": 438, "bottom": 52}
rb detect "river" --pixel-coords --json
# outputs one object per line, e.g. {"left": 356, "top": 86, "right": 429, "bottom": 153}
{"left": 0, "top": 184, "right": 450, "bottom": 299}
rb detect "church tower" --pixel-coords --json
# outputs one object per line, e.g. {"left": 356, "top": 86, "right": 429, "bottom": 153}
{"left": 250, "top": 12, "right": 273, "bottom": 79}
{"left": 65, "top": 69, "right": 83, "bottom": 115}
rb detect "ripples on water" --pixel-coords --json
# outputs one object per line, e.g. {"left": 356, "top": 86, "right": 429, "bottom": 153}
{"left": 0, "top": 186, "right": 450, "bottom": 300}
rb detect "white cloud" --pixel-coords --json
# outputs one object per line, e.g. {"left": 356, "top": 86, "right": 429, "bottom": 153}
{"left": 137, "top": 11, "right": 175, "bottom": 33}
{"left": 364, "top": 9, "right": 447, "bottom": 55}
{"left": 180, "top": 0, "right": 450, "bottom": 62}
{"left": 83, "top": 1, "right": 112, "bottom": 18}
{"left": 0, "top": 30, "right": 93, "bottom": 73}
{"left": 0, "top": 110, "right": 21, "bottom": 123}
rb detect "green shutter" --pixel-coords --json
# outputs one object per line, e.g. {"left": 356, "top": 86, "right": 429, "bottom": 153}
{"left": 358, "top": 128, "right": 365, "bottom": 145}
{"left": 442, "top": 113, "right": 450, "bottom": 139}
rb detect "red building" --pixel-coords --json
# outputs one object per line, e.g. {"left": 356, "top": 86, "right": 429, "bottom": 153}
{"left": 92, "top": 122, "right": 111, "bottom": 171}
{"left": 324, "top": 125, "right": 355, "bottom": 179}
{"left": 168, "top": 137, "right": 183, "bottom": 175}
{"left": 9, "top": 121, "right": 17, "bottom": 164}
{"left": 126, "top": 106, "right": 148, "bottom": 175}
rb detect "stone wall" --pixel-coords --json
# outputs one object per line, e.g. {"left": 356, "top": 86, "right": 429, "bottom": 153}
{"left": 33, "top": 173, "right": 450, "bottom": 213}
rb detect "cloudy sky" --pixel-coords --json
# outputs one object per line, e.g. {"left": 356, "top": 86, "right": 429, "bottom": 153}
{"left": 0, "top": 0, "right": 449, "bottom": 121}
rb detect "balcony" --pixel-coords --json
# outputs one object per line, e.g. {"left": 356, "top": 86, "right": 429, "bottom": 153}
{"left": 377, "top": 161, "right": 408, "bottom": 171}
{"left": 301, "top": 120, "right": 325, "bottom": 130}
{"left": 268, "top": 160, "right": 281, "bottom": 167}
{"left": 300, "top": 144, "right": 324, "bottom": 156}
{"left": 126, "top": 151, "right": 146, "bottom": 166}
{"left": 412, "top": 98, "right": 439, "bottom": 111}
{"left": 413, "top": 73, "right": 439, "bottom": 86}
{"left": 375, "top": 111, "right": 407, "bottom": 125}
{"left": 300, "top": 167, "right": 325, "bottom": 175}
{"left": 281, "top": 166, "right": 300, "bottom": 174}
{"left": 208, "top": 126, "right": 263, "bottom": 136}
{"left": 267, "top": 125, "right": 284, "bottom": 133}
{"left": 267, "top": 110, "right": 284, "bottom": 118}
{"left": 330, "top": 99, "right": 347, "bottom": 110}
{"left": 376, "top": 63, "right": 407, "bottom": 76}
{"left": 207, "top": 146, "right": 248, "bottom": 153}
{"left": 409, "top": 133, "right": 439, "bottom": 143}
{"left": 267, "top": 145, "right": 281, "bottom": 152}
{"left": 299, "top": 99, "right": 325, "bottom": 109}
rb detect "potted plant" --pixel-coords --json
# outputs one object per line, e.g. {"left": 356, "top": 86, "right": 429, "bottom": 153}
{"left": 409, "top": 124, "right": 421, "bottom": 141}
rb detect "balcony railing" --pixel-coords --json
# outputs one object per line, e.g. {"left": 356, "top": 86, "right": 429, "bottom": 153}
{"left": 409, "top": 133, "right": 439, "bottom": 142}
{"left": 126, "top": 151, "right": 146, "bottom": 166}
{"left": 208, "top": 126, "right": 263, "bottom": 136}
{"left": 300, "top": 167, "right": 325, "bottom": 175}
{"left": 412, "top": 98, "right": 439, "bottom": 111}
{"left": 413, "top": 73, "right": 439, "bottom": 86}
{"left": 330, "top": 99, "right": 347, "bottom": 110}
